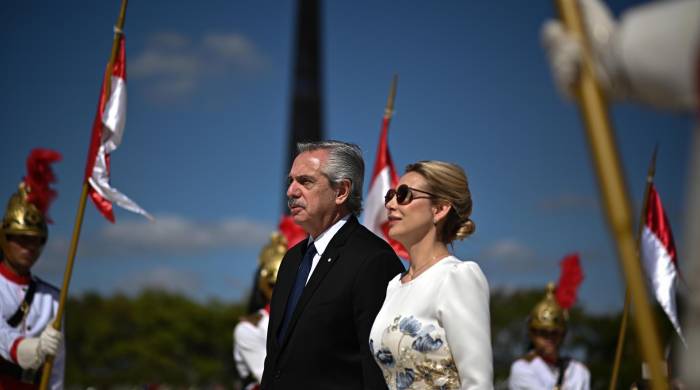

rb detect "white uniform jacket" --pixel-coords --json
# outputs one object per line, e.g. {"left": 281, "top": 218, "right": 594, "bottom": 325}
{"left": 0, "top": 262, "right": 64, "bottom": 389}
{"left": 508, "top": 353, "right": 590, "bottom": 390}
{"left": 234, "top": 307, "right": 269, "bottom": 387}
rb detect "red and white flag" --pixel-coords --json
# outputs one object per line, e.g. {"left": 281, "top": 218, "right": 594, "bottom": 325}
{"left": 84, "top": 35, "right": 152, "bottom": 223}
{"left": 640, "top": 183, "right": 684, "bottom": 343}
{"left": 363, "top": 117, "right": 408, "bottom": 259}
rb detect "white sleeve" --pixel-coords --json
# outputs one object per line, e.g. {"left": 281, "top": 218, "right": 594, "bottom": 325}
{"left": 233, "top": 321, "right": 266, "bottom": 383}
{"left": 613, "top": 0, "right": 700, "bottom": 110}
{"left": 0, "top": 321, "right": 22, "bottom": 362}
{"left": 508, "top": 360, "right": 542, "bottom": 390}
{"left": 436, "top": 261, "right": 493, "bottom": 390}
{"left": 581, "top": 366, "right": 591, "bottom": 390}
{"left": 567, "top": 361, "right": 591, "bottom": 390}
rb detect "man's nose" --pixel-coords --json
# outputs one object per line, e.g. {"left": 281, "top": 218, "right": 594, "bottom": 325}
{"left": 287, "top": 181, "right": 299, "bottom": 197}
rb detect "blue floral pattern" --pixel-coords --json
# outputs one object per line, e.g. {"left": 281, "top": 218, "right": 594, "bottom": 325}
{"left": 399, "top": 316, "right": 421, "bottom": 337}
{"left": 375, "top": 348, "right": 396, "bottom": 367}
{"left": 396, "top": 368, "right": 415, "bottom": 390}
{"left": 412, "top": 332, "right": 443, "bottom": 353}
{"left": 372, "top": 315, "right": 460, "bottom": 389}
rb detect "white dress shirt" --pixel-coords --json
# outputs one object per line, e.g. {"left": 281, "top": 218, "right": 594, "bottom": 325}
{"left": 305, "top": 214, "right": 349, "bottom": 284}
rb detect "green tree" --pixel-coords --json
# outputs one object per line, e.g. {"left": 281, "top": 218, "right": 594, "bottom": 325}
{"left": 65, "top": 290, "right": 247, "bottom": 388}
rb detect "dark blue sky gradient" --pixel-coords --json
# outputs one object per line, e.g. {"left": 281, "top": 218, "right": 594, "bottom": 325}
{"left": 1, "top": 1, "right": 693, "bottom": 312}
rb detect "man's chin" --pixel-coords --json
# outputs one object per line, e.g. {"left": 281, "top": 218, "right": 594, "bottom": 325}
{"left": 291, "top": 213, "right": 308, "bottom": 225}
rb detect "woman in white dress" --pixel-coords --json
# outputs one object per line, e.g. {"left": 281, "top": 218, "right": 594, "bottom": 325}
{"left": 369, "top": 160, "right": 493, "bottom": 390}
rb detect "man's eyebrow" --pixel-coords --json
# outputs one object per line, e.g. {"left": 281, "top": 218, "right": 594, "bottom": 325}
{"left": 289, "top": 174, "right": 316, "bottom": 182}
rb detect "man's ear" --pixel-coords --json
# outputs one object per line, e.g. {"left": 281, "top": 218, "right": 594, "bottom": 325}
{"left": 335, "top": 179, "right": 351, "bottom": 205}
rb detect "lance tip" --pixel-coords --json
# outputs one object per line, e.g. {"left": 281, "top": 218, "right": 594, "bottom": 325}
{"left": 384, "top": 74, "right": 398, "bottom": 119}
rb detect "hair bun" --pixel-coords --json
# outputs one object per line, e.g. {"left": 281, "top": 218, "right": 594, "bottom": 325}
{"left": 455, "top": 219, "right": 475, "bottom": 240}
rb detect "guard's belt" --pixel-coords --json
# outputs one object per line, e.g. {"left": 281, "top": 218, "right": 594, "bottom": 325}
{"left": 6, "top": 278, "right": 37, "bottom": 327}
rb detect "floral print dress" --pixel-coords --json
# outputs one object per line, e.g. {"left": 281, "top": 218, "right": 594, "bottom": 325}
{"left": 369, "top": 256, "right": 493, "bottom": 389}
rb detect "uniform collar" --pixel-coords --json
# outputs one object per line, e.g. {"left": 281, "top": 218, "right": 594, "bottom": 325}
{"left": 0, "top": 260, "right": 32, "bottom": 285}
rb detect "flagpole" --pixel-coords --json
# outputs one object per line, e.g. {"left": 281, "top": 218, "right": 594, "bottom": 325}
{"left": 384, "top": 74, "right": 398, "bottom": 121}
{"left": 552, "top": 1, "right": 667, "bottom": 389}
{"left": 38, "top": 1, "right": 128, "bottom": 388}
{"left": 609, "top": 146, "right": 659, "bottom": 390}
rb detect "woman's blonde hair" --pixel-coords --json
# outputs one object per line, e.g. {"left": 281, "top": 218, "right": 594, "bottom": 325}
{"left": 405, "top": 160, "right": 475, "bottom": 244}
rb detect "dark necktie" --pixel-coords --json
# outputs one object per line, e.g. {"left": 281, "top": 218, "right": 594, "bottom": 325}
{"left": 277, "top": 243, "right": 317, "bottom": 343}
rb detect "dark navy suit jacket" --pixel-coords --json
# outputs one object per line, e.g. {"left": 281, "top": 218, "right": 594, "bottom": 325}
{"left": 261, "top": 216, "right": 404, "bottom": 389}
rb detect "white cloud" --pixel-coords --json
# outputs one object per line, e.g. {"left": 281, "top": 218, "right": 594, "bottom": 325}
{"left": 149, "top": 31, "right": 192, "bottom": 49}
{"left": 32, "top": 237, "right": 70, "bottom": 277}
{"left": 129, "top": 50, "right": 201, "bottom": 79}
{"left": 94, "top": 214, "right": 271, "bottom": 255}
{"left": 203, "top": 33, "right": 265, "bottom": 69}
{"left": 38, "top": 214, "right": 272, "bottom": 261}
{"left": 480, "top": 239, "right": 536, "bottom": 262}
{"left": 129, "top": 31, "right": 267, "bottom": 102}
{"left": 479, "top": 239, "right": 542, "bottom": 272}
{"left": 148, "top": 78, "right": 198, "bottom": 100}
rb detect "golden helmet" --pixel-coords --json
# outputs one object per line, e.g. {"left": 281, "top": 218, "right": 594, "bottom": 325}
{"left": 528, "top": 282, "right": 567, "bottom": 332}
{"left": 257, "top": 232, "right": 288, "bottom": 301}
{"left": 2, "top": 182, "right": 48, "bottom": 241}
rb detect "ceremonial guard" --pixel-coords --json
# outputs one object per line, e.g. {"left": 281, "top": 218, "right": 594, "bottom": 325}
{"left": 0, "top": 149, "right": 64, "bottom": 389}
{"left": 234, "top": 231, "right": 289, "bottom": 390}
{"left": 508, "top": 283, "right": 590, "bottom": 390}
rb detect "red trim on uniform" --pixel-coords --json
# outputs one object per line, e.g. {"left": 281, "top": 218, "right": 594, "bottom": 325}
{"left": 0, "top": 262, "right": 31, "bottom": 285}
{"left": 9, "top": 337, "right": 23, "bottom": 363}
{"left": 264, "top": 304, "right": 271, "bottom": 314}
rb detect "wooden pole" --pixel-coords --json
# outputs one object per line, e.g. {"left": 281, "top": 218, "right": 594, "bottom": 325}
{"left": 384, "top": 74, "right": 398, "bottom": 120}
{"left": 609, "top": 146, "right": 659, "bottom": 389}
{"left": 38, "top": 1, "right": 128, "bottom": 388}
{"left": 552, "top": 1, "right": 667, "bottom": 389}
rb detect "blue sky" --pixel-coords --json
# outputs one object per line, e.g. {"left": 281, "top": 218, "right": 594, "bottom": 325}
{"left": 1, "top": 1, "right": 693, "bottom": 313}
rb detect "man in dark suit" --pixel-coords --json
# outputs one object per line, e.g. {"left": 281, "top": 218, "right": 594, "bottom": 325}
{"left": 261, "top": 140, "right": 404, "bottom": 389}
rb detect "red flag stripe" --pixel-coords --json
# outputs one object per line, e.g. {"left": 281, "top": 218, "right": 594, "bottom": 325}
{"left": 364, "top": 115, "right": 409, "bottom": 259}
{"left": 645, "top": 184, "right": 678, "bottom": 265}
{"left": 84, "top": 35, "right": 126, "bottom": 182}
{"left": 371, "top": 117, "right": 400, "bottom": 183}
{"left": 89, "top": 190, "right": 115, "bottom": 223}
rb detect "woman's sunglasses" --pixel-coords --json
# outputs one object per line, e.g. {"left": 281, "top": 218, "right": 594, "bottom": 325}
{"left": 384, "top": 184, "right": 438, "bottom": 205}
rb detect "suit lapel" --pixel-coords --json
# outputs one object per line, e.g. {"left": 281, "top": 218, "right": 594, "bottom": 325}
{"left": 270, "top": 238, "right": 308, "bottom": 349}
{"left": 280, "top": 216, "right": 360, "bottom": 348}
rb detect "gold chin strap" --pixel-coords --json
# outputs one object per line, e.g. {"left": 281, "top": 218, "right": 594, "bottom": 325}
{"left": 258, "top": 232, "right": 288, "bottom": 301}
{"left": 528, "top": 282, "right": 567, "bottom": 333}
{"left": 2, "top": 182, "right": 48, "bottom": 241}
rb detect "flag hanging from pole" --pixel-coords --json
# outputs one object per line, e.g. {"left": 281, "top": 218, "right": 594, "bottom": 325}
{"left": 363, "top": 116, "right": 408, "bottom": 259}
{"left": 640, "top": 183, "right": 684, "bottom": 343}
{"left": 84, "top": 35, "right": 152, "bottom": 223}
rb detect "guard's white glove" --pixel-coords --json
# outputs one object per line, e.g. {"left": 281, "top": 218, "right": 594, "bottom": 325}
{"left": 16, "top": 338, "right": 42, "bottom": 370}
{"left": 16, "top": 325, "right": 63, "bottom": 370}
{"left": 38, "top": 325, "right": 62, "bottom": 357}
{"left": 543, "top": 0, "right": 700, "bottom": 110}
{"left": 541, "top": 0, "right": 621, "bottom": 100}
